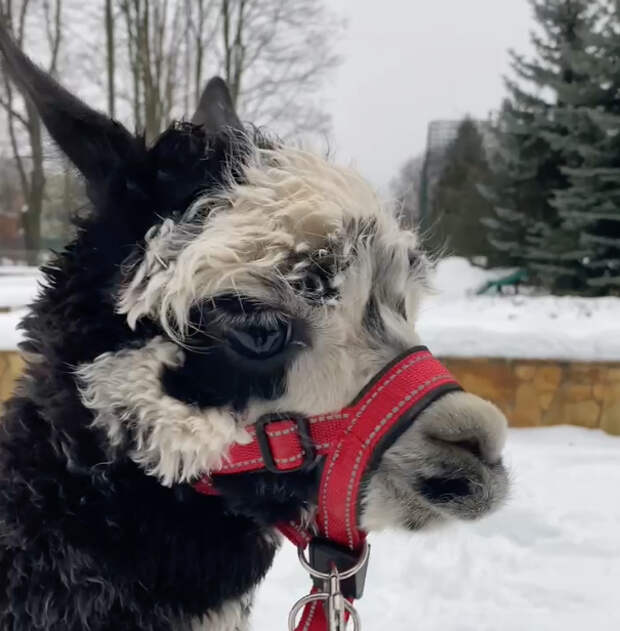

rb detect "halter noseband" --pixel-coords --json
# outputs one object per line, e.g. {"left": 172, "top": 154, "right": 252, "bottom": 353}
{"left": 194, "top": 346, "right": 461, "bottom": 630}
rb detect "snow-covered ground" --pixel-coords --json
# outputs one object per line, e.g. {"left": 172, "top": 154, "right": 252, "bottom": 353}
{"left": 0, "top": 258, "right": 618, "bottom": 360}
{"left": 255, "top": 426, "right": 620, "bottom": 631}
{"left": 418, "top": 257, "right": 620, "bottom": 361}
{"left": 0, "top": 268, "right": 40, "bottom": 350}
{"left": 0, "top": 267, "right": 39, "bottom": 310}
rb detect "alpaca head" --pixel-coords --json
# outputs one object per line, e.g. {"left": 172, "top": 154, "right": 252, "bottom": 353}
{"left": 3, "top": 35, "right": 508, "bottom": 533}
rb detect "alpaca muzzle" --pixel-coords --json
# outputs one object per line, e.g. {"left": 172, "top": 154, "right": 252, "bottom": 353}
{"left": 194, "top": 346, "right": 462, "bottom": 630}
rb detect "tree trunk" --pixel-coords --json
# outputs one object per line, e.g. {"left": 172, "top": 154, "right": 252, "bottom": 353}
{"left": 140, "top": 0, "right": 159, "bottom": 143}
{"left": 193, "top": 0, "right": 204, "bottom": 107}
{"left": 22, "top": 190, "right": 42, "bottom": 265}
{"left": 23, "top": 101, "right": 45, "bottom": 265}
{"left": 105, "top": 0, "right": 115, "bottom": 118}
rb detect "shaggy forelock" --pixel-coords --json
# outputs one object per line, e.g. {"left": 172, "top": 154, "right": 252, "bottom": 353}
{"left": 117, "top": 144, "right": 418, "bottom": 339}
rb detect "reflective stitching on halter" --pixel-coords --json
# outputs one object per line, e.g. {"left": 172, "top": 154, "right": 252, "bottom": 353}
{"left": 321, "top": 353, "right": 432, "bottom": 539}
{"left": 302, "top": 599, "right": 319, "bottom": 631}
{"left": 310, "top": 412, "right": 350, "bottom": 423}
{"left": 221, "top": 457, "right": 263, "bottom": 470}
{"left": 343, "top": 373, "right": 452, "bottom": 548}
{"left": 219, "top": 442, "right": 333, "bottom": 471}
{"left": 246, "top": 413, "right": 350, "bottom": 439}
{"left": 262, "top": 428, "right": 297, "bottom": 438}
{"left": 284, "top": 520, "right": 313, "bottom": 546}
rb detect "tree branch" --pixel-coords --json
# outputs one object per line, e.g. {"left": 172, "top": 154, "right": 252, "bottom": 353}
{"left": 0, "top": 96, "right": 29, "bottom": 127}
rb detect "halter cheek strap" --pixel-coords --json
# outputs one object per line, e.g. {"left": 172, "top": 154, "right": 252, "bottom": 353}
{"left": 194, "top": 347, "right": 461, "bottom": 630}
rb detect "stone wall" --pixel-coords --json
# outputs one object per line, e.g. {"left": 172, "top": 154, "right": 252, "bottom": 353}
{"left": 443, "top": 357, "right": 620, "bottom": 435}
{"left": 0, "top": 352, "right": 617, "bottom": 435}
{"left": 0, "top": 352, "right": 23, "bottom": 403}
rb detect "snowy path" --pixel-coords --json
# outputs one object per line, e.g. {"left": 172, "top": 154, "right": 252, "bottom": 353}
{"left": 254, "top": 427, "right": 620, "bottom": 630}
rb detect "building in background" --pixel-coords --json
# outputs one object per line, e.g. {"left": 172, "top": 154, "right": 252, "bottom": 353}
{"left": 418, "top": 118, "right": 495, "bottom": 226}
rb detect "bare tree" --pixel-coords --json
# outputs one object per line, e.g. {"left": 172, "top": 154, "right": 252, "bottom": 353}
{"left": 183, "top": 0, "right": 217, "bottom": 110}
{"left": 0, "top": 0, "right": 341, "bottom": 253}
{"left": 390, "top": 154, "right": 425, "bottom": 228}
{"left": 118, "top": 0, "right": 186, "bottom": 142}
{"left": 0, "top": 0, "right": 340, "bottom": 264}
{"left": 105, "top": 0, "right": 115, "bottom": 117}
{"left": 109, "top": 0, "right": 341, "bottom": 140}
{"left": 0, "top": 0, "right": 63, "bottom": 263}
{"left": 217, "top": 0, "right": 342, "bottom": 138}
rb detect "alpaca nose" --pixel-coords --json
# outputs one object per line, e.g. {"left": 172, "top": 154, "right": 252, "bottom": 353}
{"left": 420, "top": 392, "right": 508, "bottom": 465}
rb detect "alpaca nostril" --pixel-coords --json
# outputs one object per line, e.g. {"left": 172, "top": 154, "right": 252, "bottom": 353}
{"left": 420, "top": 476, "right": 471, "bottom": 502}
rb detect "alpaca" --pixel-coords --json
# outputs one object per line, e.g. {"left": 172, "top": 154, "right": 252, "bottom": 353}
{"left": 0, "top": 28, "right": 509, "bottom": 631}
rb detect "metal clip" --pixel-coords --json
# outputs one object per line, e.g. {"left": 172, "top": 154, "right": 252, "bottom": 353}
{"left": 288, "top": 541, "right": 369, "bottom": 631}
{"left": 326, "top": 566, "right": 348, "bottom": 630}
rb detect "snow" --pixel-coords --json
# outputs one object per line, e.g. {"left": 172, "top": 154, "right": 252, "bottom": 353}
{"left": 0, "top": 268, "right": 40, "bottom": 350}
{"left": 0, "top": 309, "right": 29, "bottom": 351}
{"left": 0, "top": 268, "right": 40, "bottom": 309}
{"left": 0, "top": 258, "right": 617, "bottom": 360}
{"left": 418, "top": 257, "right": 620, "bottom": 361}
{"left": 254, "top": 427, "right": 620, "bottom": 630}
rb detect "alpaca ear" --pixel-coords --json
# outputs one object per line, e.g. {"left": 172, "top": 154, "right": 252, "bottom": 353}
{"left": 0, "top": 21, "right": 134, "bottom": 183}
{"left": 191, "top": 77, "right": 243, "bottom": 134}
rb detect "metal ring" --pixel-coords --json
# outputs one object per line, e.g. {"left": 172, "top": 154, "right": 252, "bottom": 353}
{"left": 288, "top": 592, "right": 361, "bottom": 631}
{"left": 297, "top": 540, "right": 370, "bottom": 581}
{"left": 288, "top": 592, "right": 327, "bottom": 630}
{"left": 344, "top": 600, "right": 361, "bottom": 630}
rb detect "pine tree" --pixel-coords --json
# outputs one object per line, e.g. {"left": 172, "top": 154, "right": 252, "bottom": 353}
{"left": 481, "top": 92, "right": 561, "bottom": 268}
{"left": 544, "top": 2, "right": 620, "bottom": 294}
{"left": 483, "top": 0, "right": 596, "bottom": 283}
{"left": 427, "top": 118, "right": 495, "bottom": 260}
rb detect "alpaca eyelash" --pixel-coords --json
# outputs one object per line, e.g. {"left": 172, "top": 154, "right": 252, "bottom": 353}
{"left": 191, "top": 301, "right": 289, "bottom": 333}
{"left": 218, "top": 310, "right": 288, "bottom": 330}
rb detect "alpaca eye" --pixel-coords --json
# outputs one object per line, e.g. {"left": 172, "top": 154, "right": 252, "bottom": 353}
{"left": 226, "top": 321, "right": 292, "bottom": 359}
{"left": 408, "top": 250, "right": 420, "bottom": 268}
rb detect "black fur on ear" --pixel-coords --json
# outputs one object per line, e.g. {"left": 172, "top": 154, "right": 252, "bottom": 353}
{"left": 0, "top": 19, "right": 136, "bottom": 184}
{"left": 192, "top": 77, "right": 244, "bottom": 135}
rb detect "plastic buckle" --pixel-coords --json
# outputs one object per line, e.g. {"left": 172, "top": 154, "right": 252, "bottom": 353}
{"left": 308, "top": 538, "right": 370, "bottom": 599}
{"left": 255, "top": 413, "right": 315, "bottom": 474}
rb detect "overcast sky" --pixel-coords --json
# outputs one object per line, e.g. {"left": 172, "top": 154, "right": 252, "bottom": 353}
{"left": 322, "top": 0, "right": 535, "bottom": 190}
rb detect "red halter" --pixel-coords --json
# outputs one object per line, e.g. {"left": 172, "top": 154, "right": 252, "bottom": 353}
{"left": 194, "top": 346, "right": 461, "bottom": 630}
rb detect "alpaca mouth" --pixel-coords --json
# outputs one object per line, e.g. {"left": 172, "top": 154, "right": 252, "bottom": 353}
{"left": 418, "top": 459, "right": 509, "bottom": 522}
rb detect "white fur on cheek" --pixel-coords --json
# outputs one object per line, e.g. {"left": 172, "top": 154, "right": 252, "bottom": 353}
{"left": 75, "top": 337, "right": 251, "bottom": 486}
